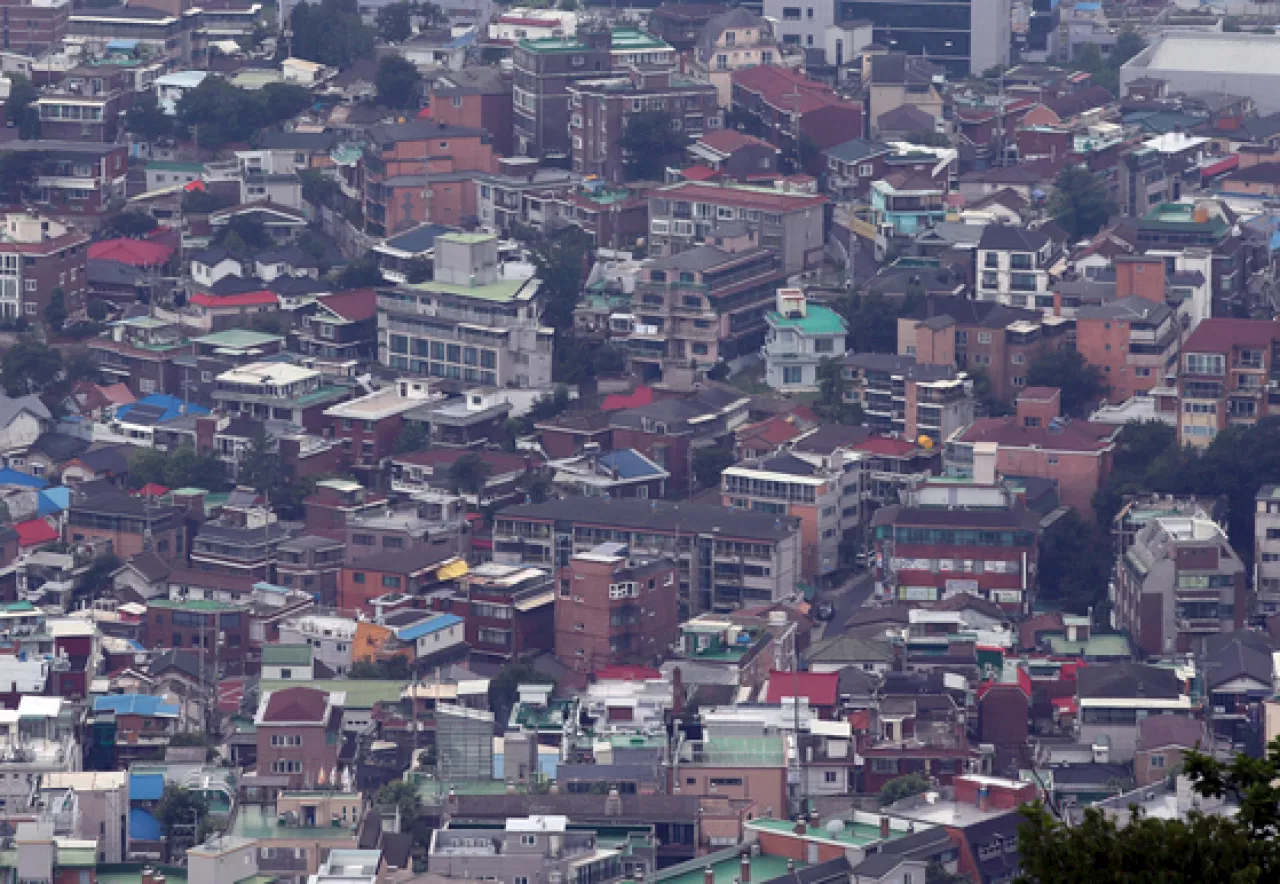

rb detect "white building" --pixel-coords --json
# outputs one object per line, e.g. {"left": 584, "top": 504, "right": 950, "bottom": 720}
{"left": 278, "top": 613, "right": 357, "bottom": 677}
{"left": 763, "top": 0, "right": 832, "bottom": 51}
{"left": 762, "top": 288, "right": 848, "bottom": 392}
{"left": 154, "top": 70, "right": 212, "bottom": 115}
{"left": 1121, "top": 32, "right": 1280, "bottom": 114}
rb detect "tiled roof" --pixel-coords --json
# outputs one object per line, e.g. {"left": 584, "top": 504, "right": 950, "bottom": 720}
{"left": 766, "top": 670, "right": 838, "bottom": 706}
{"left": 955, "top": 416, "right": 1117, "bottom": 453}
{"left": 1182, "top": 317, "right": 1280, "bottom": 353}
{"left": 262, "top": 685, "right": 329, "bottom": 723}
{"left": 14, "top": 518, "right": 58, "bottom": 547}
{"left": 190, "top": 291, "right": 278, "bottom": 308}
{"left": 696, "top": 129, "right": 776, "bottom": 155}
{"left": 317, "top": 288, "right": 377, "bottom": 322}
{"left": 88, "top": 238, "right": 174, "bottom": 267}
{"left": 731, "top": 64, "right": 856, "bottom": 115}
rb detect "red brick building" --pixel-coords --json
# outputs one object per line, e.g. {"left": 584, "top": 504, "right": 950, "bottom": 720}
{"left": 254, "top": 686, "right": 341, "bottom": 788}
{"left": 141, "top": 598, "right": 251, "bottom": 669}
{"left": 65, "top": 491, "right": 186, "bottom": 562}
{"left": 0, "top": 213, "right": 91, "bottom": 322}
{"left": 0, "top": 0, "right": 69, "bottom": 56}
{"left": 435, "top": 561, "right": 556, "bottom": 660}
{"left": 428, "top": 68, "right": 514, "bottom": 157}
{"left": 338, "top": 546, "right": 465, "bottom": 615}
{"left": 1174, "top": 317, "right": 1280, "bottom": 448}
{"left": 554, "top": 543, "right": 678, "bottom": 673}
{"left": 730, "top": 66, "right": 863, "bottom": 175}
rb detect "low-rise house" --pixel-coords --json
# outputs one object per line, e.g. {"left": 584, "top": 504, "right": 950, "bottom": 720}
{"left": 253, "top": 686, "right": 343, "bottom": 788}
{"left": 763, "top": 288, "right": 847, "bottom": 392}
{"left": 1076, "top": 663, "right": 1192, "bottom": 762}
{"left": 1134, "top": 715, "right": 1207, "bottom": 787}
{"left": 338, "top": 546, "right": 467, "bottom": 614}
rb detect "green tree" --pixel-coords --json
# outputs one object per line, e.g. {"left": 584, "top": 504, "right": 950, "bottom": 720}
{"left": 620, "top": 110, "right": 691, "bottom": 181}
{"left": 692, "top": 445, "right": 735, "bottom": 490}
{"left": 217, "top": 214, "right": 272, "bottom": 254}
{"left": 6, "top": 74, "right": 38, "bottom": 139}
{"left": 87, "top": 300, "right": 110, "bottom": 323}
{"left": 448, "top": 453, "right": 492, "bottom": 497}
{"left": 376, "top": 1, "right": 414, "bottom": 41}
{"left": 65, "top": 350, "right": 104, "bottom": 385}
{"left": 377, "top": 780, "right": 422, "bottom": 822}
{"left": 334, "top": 253, "right": 385, "bottom": 289}
{"left": 394, "top": 422, "right": 430, "bottom": 454}
{"left": 43, "top": 288, "right": 66, "bottom": 333}
{"left": 814, "top": 357, "right": 864, "bottom": 425}
{"left": 156, "top": 784, "right": 209, "bottom": 837}
{"left": 1016, "top": 738, "right": 1280, "bottom": 883}
{"left": 261, "top": 82, "right": 314, "bottom": 122}
{"left": 125, "top": 90, "right": 171, "bottom": 142}
{"left": 300, "top": 168, "right": 343, "bottom": 210}
{"left": 176, "top": 77, "right": 269, "bottom": 148}
{"left": 968, "top": 365, "right": 1011, "bottom": 416}
{"left": 879, "top": 772, "right": 931, "bottom": 806}
{"left": 77, "top": 554, "right": 122, "bottom": 602}
{"left": 1091, "top": 420, "right": 1178, "bottom": 527}
{"left": 290, "top": 0, "right": 377, "bottom": 69}
{"left": 707, "top": 361, "right": 730, "bottom": 381}
{"left": 838, "top": 292, "right": 912, "bottom": 354}
{"left": 1048, "top": 164, "right": 1117, "bottom": 242}
{"left": 182, "top": 188, "right": 231, "bottom": 215}
{"left": 926, "top": 863, "right": 969, "bottom": 884}
{"left": 131, "top": 445, "right": 226, "bottom": 491}
{"left": 1026, "top": 349, "right": 1109, "bottom": 417}
{"left": 521, "top": 473, "right": 553, "bottom": 504}
{"left": 1, "top": 336, "right": 63, "bottom": 396}
{"left": 103, "top": 211, "right": 160, "bottom": 239}
{"left": 376, "top": 55, "right": 423, "bottom": 109}
{"left": 0, "top": 150, "right": 45, "bottom": 203}
{"left": 488, "top": 663, "right": 554, "bottom": 727}
{"left": 531, "top": 227, "right": 592, "bottom": 333}
{"left": 1038, "top": 509, "right": 1112, "bottom": 614}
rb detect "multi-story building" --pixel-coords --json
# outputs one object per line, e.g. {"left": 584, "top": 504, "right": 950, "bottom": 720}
{"left": 842, "top": 353, "right": 975, "bottom": 445}
{"left": 428, "top": 67, "right": 514, "bottom": 157}
{"left": 544, "top": 182, "right": 650, "bottom": 250}
{"left": 1076, "top": 296, "right": 1177, "bottom": 404}
{"left": 1134, "top": 201, "right": 1245, "bottom": 312}
{"left": 338, "top": 546, "right": 466, "bottom": 614}
{"left": 435, "top": 561, "right": 555, "bottom": 660}
{"left": 838, "top": 0, "right": 1012, "bottom": 76}
{"left": 762, "top": 0, "right": 831, "bottom": 50}
{"left": 428, "top": 816, "right": 636, "bottom": 884}
{"left": 0, "top": 0, "right": 69, "bottom": 54}
{"left": 142, "top": 596, "right": 252, "bottom": 673}
{"left": 254, "top": 686, "right": 342, "bottom": 788}
{"left": 722, "top": 450, "right": 858, "bottom": 581}
{"left": 869, "top": 172, "right": 948, "bottom": 256}
{"left": 729, "top": 65, "right": 863, "bottom": 173}
{"left": 212, "top": 362, "right": 349, "bottom": 435}
{"left": 618, "top": 227, "right": 788, "bottom": 381}
{"left": 34, "top": 64, "right": 134, "bottom": 143}
{"left": 1174, "top": 318, "right": 1280, "bottom": 449}
{"left": 553, "top": 542, "right": 679, "bottom": 673}
{"left": 67, "top": 5, "right": 192, "bottom": 64}
{"left": 190, "top": 501, "right": 290, "bottom": 580}
{"left": 647, "top": 180, "right": 828, "bottom": 274}
{"left": 274, "top": 534, "right": 345, "bottom": 606}
{"left": 322, "top": 379, "right": 440, "bottom": 473}
{"left": 361, "top": 120, "right": 496, "bottom": 237}
{"left": 763, "top": 287, "right": 847, "bottom": 392}
{"left": 65, "top": 489, "right": 185, "bottom": 561}
{"left": 975, "top": 224, "right": 1063, "bottom": 309}
{"left": 1114, "top": 513, "right": 1247, "bottom": 657}
{"left": 691, "top": 8, "right": 781, "bottom": 106}
{"left": 1076, "top": 663, "right": 1192, "bottom": 761}
{"left": 378, "top": 232, "right": 552, "bottom": 388}
{"left": 473, "top": 160, "right": 577, "bottom": 237}
{"left": 688, "top": 129, "right": 781, "bottom": 180}
{"left": 278, "top": 614, "right": 357, "bottom": 677}
{"left": 0, "top": 213, "right": 91, "bottom": 323}
{"left": 3, "top": 141, "right": 127, "bottom": 222}
{"left": 568, "top": 68, "right": 721, "bottom": 183}
{"left": 945, "top": 387, "right": 1118, "bottom": 515}
{"left": 492, "top": 498, "right": 802, "bottom": 615}
{"left": 1256, "top": 485, "right": 1280, "bottom": 616}
{"left": 872, "top": 479, "right": 1041, "bottom": 612}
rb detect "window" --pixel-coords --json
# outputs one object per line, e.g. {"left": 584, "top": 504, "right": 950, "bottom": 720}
{"left": 783, "top": 366, "right": 802, "bottom": 384}
{"left": 1150, "top": 754, "right": 1166, "bottom": 769}
{"left": 824, "top": 771, "right": 838, "bottom": 783}
{"left": 977, "top": 332, "right": 992, "bottom": 344}
{"left": 23, "top": 280, "right": 35, "bottom": 292}
{"left": 1186, "top": 353, "right": 1224, "bottom": 375}
{"left": 782, "top": 6, "right": 801, "bottom": 18}
{"left": 519, "top": 836, "right": 536, "bottom": 847}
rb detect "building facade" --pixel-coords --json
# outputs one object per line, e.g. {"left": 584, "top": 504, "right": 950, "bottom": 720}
{"left": 763, "top": 288, "right": 847, "bottom": 392}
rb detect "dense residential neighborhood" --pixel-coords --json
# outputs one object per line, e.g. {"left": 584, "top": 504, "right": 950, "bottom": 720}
{"left": 1, "top": 0, "right": 1280, "bottom": 881}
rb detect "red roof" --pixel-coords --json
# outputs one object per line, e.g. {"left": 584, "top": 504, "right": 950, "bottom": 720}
{"left": 766, "top": 670, "right": 838, "bottom": 707}
{"left": 594, "top": 665, "right": 662, "bottom": 682}
{"left": 853, "top": 435, "right": 919, "bottom": 457}
{"left": 1052, "top": 696, "right": 1079, "bottom": 713}
{"left": 184, "top": 180, "right": 205, "bottom": 192}
{"left": 417, "top": 107, "right": 431, "bottom": 119}
{"left": 602, "top": 385, "right": 655, "bottom": 411}
{"left": 679, "top": 164, "right": 721, "bottom": 182}
{"left": 657, "top": 181, "right": 828, "bottom": 211}
{"left": 190, "top": 291, "right": 278, "bottom": 308}
{"left": 1182, "top": 317, "right": 1280, "bottom": 354}
{"left": 737, "top": 411, "right": 814, "bottom": 448}
{"left": 731, "top": 65, "right": 857, "bottom": 116}
{"left": 136, "top": 483, "right": 169, "bottom": 497}
{"left": 262, "top": 685, "right": 329, "bottom": 723}
{"left": 318, "top": 288, "right": 377, "bottom": 322}
{"left": 697, "top": 129, "right": 776, "bottom": 155}
{"left": 217, "top": 677, "right": 245, "bottom": 714}
{"left": 88, "top": 239, "right": 174, "bottom": 267}
{"left": 956, "top": 416, "right": 1117, "bottom": 453}
{"left": 977, "top": 666, "right": 1032, "bottom": 699}
{"left": 15, "top": 519, "right": 59, "bottom": 548}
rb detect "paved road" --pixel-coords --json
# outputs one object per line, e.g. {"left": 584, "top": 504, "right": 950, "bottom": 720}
{"left": 817, "top": 569, "right": 878, "bottom": 634}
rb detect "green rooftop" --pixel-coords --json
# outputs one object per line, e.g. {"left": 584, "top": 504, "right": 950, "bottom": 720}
{"left": 439, "top": 232, "right": 496, "bottom": 245}
{"left": 686, "top": 736, "right": 785, "bottom": 767}
{"left": 747, "top": 817, "right": 904, "bottom": 847}
{"left": 519, "top": 28, "right": 670, "bottom": 53}
{"left": 147, "top": 598, "right": 245, "bottom": 612}
{"left": 58, "top": 848, "right": 97, "bottom": 867}
{"left": 656, "top": 852, "right": 801, "bottom": 884}
{"left": 1047, "top": 633, "right": 1132, "bottom": 661}
{"left": 415, "top": 776, "right": 521, "bottom": 802}
{"left": 193, "top": 329, "right": 284, "bottom": 349}
{"left": 512, "top": 697, "right": 575, "bottom": 730}
{"left": 767, "top": 303, "right": 847, "bottom": 336}
{"left": 262, "top": 644, "right": 313, "bottom": 666}
{"left": 146, "top": 160, "right": 205, "bottom": 173}
{"left": 398, "top": 275, "right": 541, "bottom": 303}
{"left": 96, "top": 865, "right": 189, "bottom": 884}
{"left": 259, "top": 678, "right": 407, "bottom": 709}
{"left": 231, "top": 803, "right": 360, "bottom": 841}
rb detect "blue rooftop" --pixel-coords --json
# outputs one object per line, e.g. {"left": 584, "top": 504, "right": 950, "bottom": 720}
{"left": 129, "top": 807, "right": 162, "bottom": 841}
{"left": 0, "top": 469, "right": 48, "bottom": 489}
{"left": 94, "top": 694, "right": 179, "bottom": 717}
{"left": 395, "top": 614, "right": 463, "bottom": 642}
{"left": 130, "top": 772, "right": 164, "bottom": 802}
{"left": 115, "top": 394, "right": 209, "bottom": 424}
{"left": 599, "top": 449, "right": 665, "bottom": 480}
{"left": 38, "top": 487, "right": 70, "bottom": 516}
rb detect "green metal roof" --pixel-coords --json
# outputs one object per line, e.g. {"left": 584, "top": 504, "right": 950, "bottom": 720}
{"left": 262, "top": 644, "right": 313, "bottom": 666}
{"left": 193, "top": 329, "right": 284, "bottom": 349}
{"left": 146, "top": 160, "right": 205, "bottom": 173}
{"left": 657, "top": 853, "right": 800, "bottom": 884}
{"left": 147, "top": 598, "right": 245, "bottom": 611}
{"left": 398, "top": 275, "right": 541, "bottom": 303}
{"left": 259, "top": 678, "right": 407, "bottom": 709}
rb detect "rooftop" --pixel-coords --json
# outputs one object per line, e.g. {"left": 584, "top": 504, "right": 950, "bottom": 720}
{"left": 767, "top": 303, "right": 847, "bottom": 336}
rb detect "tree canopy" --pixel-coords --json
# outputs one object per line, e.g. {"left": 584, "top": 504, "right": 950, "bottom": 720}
{"left": 1, "top": 336, "right": 63, "bottom": 396}
{"left": 692, "top": 445, "right": 735, "bottom": 490}
{"left": 879, "top": 772, "right": 931, "bottom": 806}
{"left": 1067, "top": 29, "right": 1145, "bottom": 95}
{"left": 532, "top": 228, "right": 592, "bottom": 333}
{"left": 620, "top": 110, "right": 691, "bottom": 181}
{"left": 1026, "top": 349, "right": 1109, "bottom": 417}
{"left": 376, "top": 55, "right": 423, "bottom": 109}
{"left": 448, "top": 453, "right": 492, "bottom": 496}
{"left": 814, "top": 357, "right": 864, "bottom": 425}
{"left": 837, "top": 291, "right": 923, "bottom": 354}
{"left": 102, "top": 211, "right": 160, "bottom": 239}
{"left": 6, "top": 74, "right": 39, "bottom": 139}
{"left": 1048, "top": 165, "right": 1117, "bottom": 242}
{"left": 1037, "top": 509, "right": 1113, "bottom": 615}
{"left": 376, "top": 1, "right": 414, "bottom": 42}
{"left": 176, "top": 79, "right": 309, "bottom": 148}
{"left": 125, "top": 90, "right": 171, "bottom": 142}
{"left": 129, "top": 446, "right": 226, "bottom": 491}
{"left": 290, "top": 0, "right": 377, "bottom": 69}
{"left": 488, "top": 663, "right": 554, "bottom": 727}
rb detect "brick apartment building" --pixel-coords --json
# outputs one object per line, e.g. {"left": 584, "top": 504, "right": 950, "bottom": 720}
{"left": 1, "top": 141, "right": 127, "bottom": 222}
{"left": 338, "top": 546, "right": 465, "bottom": 614}
{"left": 0, "top": 213, "right": 91, "bottom": 322}
{"left": 66, "top": 490, "right": 186, "bottom": 561}
{"left": 945, "top": 387, "right": 1119, "bottom": 516}
{"left": 554, "top": 543, "right": 679, "bottom": 673}
{"left": 568, "top": 67, "right": 721, "bottom": 183}
{"left": 730, "top": 65, "right": 863, "bottom": 175}
{"left": 428, "top": 67, "right": 514, "bottom": 157}
{"left": 34, "top": 63, "right": 136, "bottom": 143}
{"left": 254, "top": 685, "right": 342, "bottom": 788}
{"left": 1174, "top": 317, "right": 1280, "bottom": 448}
{"left": 0, "top": 0, "right": 70, "bottom": 55}
{"left": 435, "top": 561, "right": 556, "bottom": 660}
{"left": 361, "top": 119, "right": 496, "bottom": 237}
{"left": 142, "top": 597, "right": 252, "bottom": 669}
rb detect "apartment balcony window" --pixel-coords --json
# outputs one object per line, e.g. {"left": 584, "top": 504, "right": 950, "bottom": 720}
{"left": 983, "top": 252, "right": 998, "bottom": 269}
{"left": 1010, "top": 273, "right": 1038, "bottom": 292}
{"left": 1236, "top": 348, "right": 1265, "bottom": 369}
{"left": 1010, "top": 253, "right": 1033, "bottom": 270}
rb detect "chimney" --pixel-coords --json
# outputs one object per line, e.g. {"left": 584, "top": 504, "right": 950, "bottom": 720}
{"left": 605, "top": 787, "right": 622, "bottom": 816}
{"left": 786, "top": 862, "right": 795, "bottom": 873}
{"left": 879, "top": 816, "right": 890, "bottom": 839}
{"left": 704, "top": 867, "right": 715, "bottom": 884}
{"left": 142, "top": 870, "right": 156, "bottom": 884}
{"left": 740, "top": 853, "right": 751, "bottom": 883}
{"left": 793, "top": 816, "right": 806, "bottom": 836}
{"left": 978, "top": 786, "right": 990, "bottom": 813}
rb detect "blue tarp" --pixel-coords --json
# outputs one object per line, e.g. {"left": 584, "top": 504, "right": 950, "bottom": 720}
{"left": 37, "top": 487, "right": 70, "bottom": 516}
{"left": 130, "top": 807, "right": 162, "bottom": 840}
{"left": 130, "top": 772, "right": 164, "bottom": 802}
{"left": 0, "top": 469, "right": 47, "bottom": 489}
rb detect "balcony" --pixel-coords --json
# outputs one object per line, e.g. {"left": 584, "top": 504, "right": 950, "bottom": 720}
{"left": 1177, "top": 617, "right": 1223, "bottom": 632}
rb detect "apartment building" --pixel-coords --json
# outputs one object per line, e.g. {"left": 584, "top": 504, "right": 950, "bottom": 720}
{"left": 618, "top": 227, "right": 788, "bottom": 381}
{"left": 842, "top": 353, "right": 975, "bottom": 445}
{"left": 492, "top": 498, "right": 802, "bottom": 615}
{"left": 379, "top": 233, "right": 552, "bottom": 388}
{"left": 0, "top": 213, "right": 90, "bottom": 322}
{"left": 729, "top": 64, "right": 863, "bottom": 172}
{"left": 568, "top": 68, "right": 721, "bottom": 183}
{"left": 3, "top": 140, "right": 127, "bottom": 222}
{"left": 722, "top": 450, "right": 857, "bottom": 581}
{"left": 429, "top": 816, "right": 634, "bottom": 884}
{"left": 361, "top": 119, "right": 496, "bottom": 237}
{"left": 872, "top": 480, "right": 1040, "bottom": 612}
{"left": 254, "top": 686, "right": 342, "bottom": 788}
{"left": 66, "top": 489, "right": 185, "bottom": 561}
{"left": 1134, "top": 201, "right": 1245, "bottom": 310}
{"left": 1077, "top": 663, "right": 1192, "bottom": 761}
{"left": 763, "top": 288, "right": 847, "bottom": 392}
{"left": 1256, "top": 485, "right": 1280, "bottom": 617}
{"left": 1075, "top": 296, "right": 1177, "bottom": 404}
{"left": 554, "top": 542, "right": 679, "bottom": 673}
{"left": 870, "top": 172, "right": 948, "bottom": 254}
{"left": 945, "top": 387, "right": 1118, "bottom": 515}
{"left": 428, "top": 67, "right": 514, "bottom": 157}
{"left": 647, "top": 180, "right": 828, "bottom": 274}
{"left": 436, "top": 561, "right": 555, "bottom": 660}
{"left": 690, "top": 7, "right": 780, "bottom": 106}
{"left": 34, "top": 63, "right": 134, "bottom": 143}
{"left": 900, "top": 297, "right": 1074, "bottom": 403}
{"left": 0, "top": 0, "right": 69, "bottom": 54}
{"left": 212, "top": 362, "right": 349, "bottom": 435}
{"left": 274, "top": 534, "right": 345, "bottom": 606}
{"left": 1174, "top": 318, "right": 1280, "bottom": 448}
{"left": 975, "top": 224, "right": 1063, "bottom": 309}
{"left": 1114, "top": 513, "right": 1247, "bottom": 657}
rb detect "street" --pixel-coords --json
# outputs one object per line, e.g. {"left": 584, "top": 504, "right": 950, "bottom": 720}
{"left": 816, "top": 568, "right": 878, "bottom": 634}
